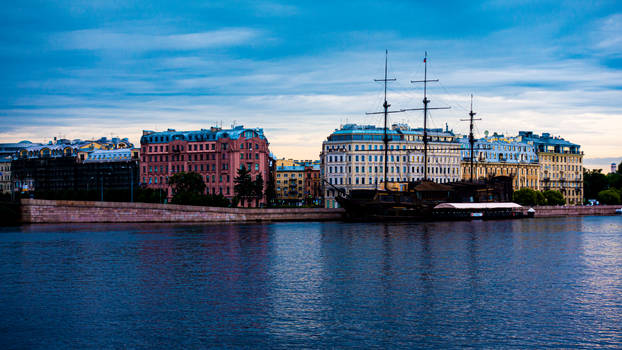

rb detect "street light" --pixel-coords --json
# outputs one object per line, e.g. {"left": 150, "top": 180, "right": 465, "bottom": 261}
{"left": 100, "top": 171, "right": 112, "bottom": 202}
{"left": 86, "top": 176, "right": 95, "bottom": 200}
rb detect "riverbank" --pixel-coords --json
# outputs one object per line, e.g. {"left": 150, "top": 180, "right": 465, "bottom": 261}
{"left": 521, "top": 205, "right": 621, "bottom": 218}
{"left": 19, "top": 199, "right": 345, "bottom": 224}
{"left": 12, "top": 199, "right": 622, "bottom": 224}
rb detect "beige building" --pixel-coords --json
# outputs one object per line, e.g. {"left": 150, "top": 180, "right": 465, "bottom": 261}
{"left": 518, "top": 131, "right": 583, "bottom": 205}
{"left": 321, "top": 124, "right": 461, "bottom": 208}
{"left": 461, "top": 162, "right": 540, "bottom": 190}
{"left": 0, "top": 157, "right": 12, "bottom": 194}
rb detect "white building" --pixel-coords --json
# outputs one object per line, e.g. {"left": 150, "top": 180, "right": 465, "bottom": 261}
{"left": 320, "top": 123, "right": 461, "bottom": 208}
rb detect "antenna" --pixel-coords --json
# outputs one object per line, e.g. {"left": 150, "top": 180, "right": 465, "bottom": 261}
{"left": 406, "top": 52, "right": 451, "bottom": 181}
{"left": 365, "top": 50, "right": 404, "bottom": 188}
{"left": 460, "top": 94, "right": 482, "bottom": 182}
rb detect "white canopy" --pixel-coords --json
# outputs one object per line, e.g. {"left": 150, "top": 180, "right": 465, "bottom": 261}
{"left": 434, "top": 202, "right": 523, "bottom": 209}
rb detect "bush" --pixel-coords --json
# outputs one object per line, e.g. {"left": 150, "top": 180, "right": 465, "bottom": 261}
{"left": 513, "top": 188, "right": 538, "bottom": 205}
{"left": 542, "top": 190, "right": 565, "bottom": 206}
{"left": 597, "top": 189, "right": 621, "bottom": 205}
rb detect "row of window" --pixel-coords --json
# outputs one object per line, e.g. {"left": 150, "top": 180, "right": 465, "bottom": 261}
{"left": 326, "top": 176, "right": 459, "bottom": 186}
{"left": 464, "top": 167, "right": 539, "bottom": 176}
{"left": 327, "top": 154, "right": 459, "bottom": 163}
{"left": 276, "top": 173, "right": 303, "bottom": 178}
{"left": 145, "top": 142, "right": 263, "bottom": 153}
{"left": 325, "top": 143, "right": 459, "bottom": 153}
{"left": 328, "top": 165, "right": 458, "bottom": 175}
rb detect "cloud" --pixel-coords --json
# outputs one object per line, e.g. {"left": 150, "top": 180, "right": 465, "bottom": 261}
{"left": 49, "top": 27, "right": 263, "bottom": 51}
{"left": 593, "top": 13, "right": 622, "bottom": 56}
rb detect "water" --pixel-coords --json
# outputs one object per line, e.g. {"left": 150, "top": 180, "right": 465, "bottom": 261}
{"left": 1, "top": 217, "right": 621, "bottom": 348}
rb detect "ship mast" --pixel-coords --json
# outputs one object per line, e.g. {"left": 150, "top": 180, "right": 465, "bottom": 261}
{"left": 366, "top": 50, "right": 403, "bottom": 188}
{"left": 405, "top": 52, "right": 450, "bottom": 181}
{"left": 461, "top": 95, "right": 481, "bottom": 182}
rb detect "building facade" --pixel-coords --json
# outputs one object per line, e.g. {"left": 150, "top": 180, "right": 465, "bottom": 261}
{"left": 139, "top": 125, "right": 270, "bottom": 204}
{"left": 458, "top": 133, "right": 540, "bottom": 191}
{"left": 304, "top": 164, "right": 322, "bottom": 206}
{"left": 0, "top": 141, "right": 43, "bottom": 158}
{"left": 0, "top": 157, "right": 11, "bottom": 194}
{"left": 275, "top": 165, "right": 305, "bottom": 205}
{"left": 274, "top": 160, "right": 322, "bottom": 206}
{"left": 11, "top": 138, "right": 138, "bottom": 198}
{"left": 321, "top": 123, "right": 461, "bottom": 208}
{"left": 518, "top": 131, "right": 583, "bottom": 205}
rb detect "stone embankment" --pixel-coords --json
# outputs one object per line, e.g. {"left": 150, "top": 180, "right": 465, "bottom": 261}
{"left": 20, "top": 199, "right": 344, "bottom": 224}
{"left": 522, "top": 205, "right": 621, "bottom": 218}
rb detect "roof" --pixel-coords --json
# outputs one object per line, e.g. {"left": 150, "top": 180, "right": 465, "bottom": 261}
{"left": 276, "top": 165, "right": 305, "bottom": 172}
{"left": 434, "top": 202, "right": 523, "bottom": 209}
{"left": 83, "top": 149, "right": 134, "bottom": 163}
{"left": 330, "top": 123, "right": 456, "bottom": 139}
{"left": 518, "top": 131, "right": 579, "bottom": 148}
{"left": 141, "top": 125, "right": 267, "bottom": 144}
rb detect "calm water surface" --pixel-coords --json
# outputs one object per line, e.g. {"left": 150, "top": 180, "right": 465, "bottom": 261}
{"left": 1, "top": 217, "right": 622, "bottom": 348}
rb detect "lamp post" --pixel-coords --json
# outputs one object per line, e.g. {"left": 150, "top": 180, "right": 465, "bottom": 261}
{"left": 100, "top": 172, "right": 112, "bottom": 202}
{"left": 86, "top": 176, "right": 95, "bottom": 200}
{"left": 129, "top": 163, "right": 134, "bottom": 202}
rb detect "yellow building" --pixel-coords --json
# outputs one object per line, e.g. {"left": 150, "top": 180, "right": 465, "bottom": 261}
{"left": 461, "top": 161, "right": 540, "bottom": 190}
{"left": 518, "top": 131, "right": 583, "bottom": 205}
{"left": 275, "top": 165, "right": 305, "bottom": 205}
{"left": 538, "top": 152, "right": 583, "bottom": 205}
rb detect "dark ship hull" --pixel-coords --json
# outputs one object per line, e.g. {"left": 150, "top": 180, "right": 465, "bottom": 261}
{"left": 336, "top": 176, "right": 521, "bottom": 221}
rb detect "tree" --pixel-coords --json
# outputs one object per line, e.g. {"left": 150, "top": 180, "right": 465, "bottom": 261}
{"left": 136, "top": 186, "right": 167, "bottom": 203}
{"left": 168, "top": 172, "right": 205, "bottom": 195}
{"left": 513, "top": 188, "right": 538, "bottom": 206}
{"left": 607, "top": 172, "right": 622, "bottom": 190}
{"left": 168, "top": 172, "right": 206, "bottom": 205}
{"left": 618, "top": 161, "right": 622, "bottom": 174}
{"left": 233, "top": 166, "right": 253, "bottom": 207}
{"left": 536, "top": 191, "right": 547, "bottom": 205}
{"left": 584, "top": 169, "right": 608, "bottom": 200}
{"left": 597, "top": 189, "right": 621, "bottom": 205}
{"left": 253, "top": 173, "right": 264, "bottom": 207}
{"left": 265, "top": 173, "right": 277, "bottom": 207}
{"left": 543, "top": 190, "right": 565, "bottom": 206}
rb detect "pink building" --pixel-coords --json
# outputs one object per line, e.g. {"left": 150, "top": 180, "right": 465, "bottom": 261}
{"left": 140, "top": 125, "right": 270, "bottom": 204}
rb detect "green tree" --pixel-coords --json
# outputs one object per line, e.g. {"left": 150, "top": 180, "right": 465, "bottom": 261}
{"left": 618, "top": 161, "right": 622, "bottom": 174}
{"left": 253, "top": 173, "right": 264, "bottom": 207}
{"left": 536, "top": 191, "right": 547, "bottom": 205}
{"left": 265, "top": 173, "right": 277, "bottom": 207}
{"left": 233, "top": 166, "right": 253, "bottom": 207}
{"left": 584, "top": 169, "right": 608, "bottom": 200}
{"left": 597, "top": 189, "right": 621, "bottom": 205}
{"left": 543, "top": 190, "right": 565, "bottom": 206}
{"left": 607, "top": 172, "right": 622, "bottom": 190}
{"left": 168, "top": 172, "right": 206, "bottom": 205}
{"left": 513, "top": 188, "right": 538, "bottom": 206}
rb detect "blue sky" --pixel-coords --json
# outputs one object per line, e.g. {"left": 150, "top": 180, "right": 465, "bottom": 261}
{"left": 1, "top": 0, "right": 621, "bottom": 169}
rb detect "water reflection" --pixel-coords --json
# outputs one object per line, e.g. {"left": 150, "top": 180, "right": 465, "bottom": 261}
{"left": 0, "top": 218, "right": 621, "bottom": 348}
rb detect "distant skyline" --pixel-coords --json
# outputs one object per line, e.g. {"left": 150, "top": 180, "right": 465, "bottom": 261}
{"left": 1, "top": 1, "right": 621, "bottom": 170}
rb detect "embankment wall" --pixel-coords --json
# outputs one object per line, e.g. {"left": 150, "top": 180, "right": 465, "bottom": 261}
{"left": 524, "top": 205, "right": 620, "bottom": 217}
{"left": 20, "top": 199, "right": 344, "bottom": 224}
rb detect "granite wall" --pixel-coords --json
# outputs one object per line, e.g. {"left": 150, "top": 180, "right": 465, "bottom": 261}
{"left": 20, "top": 199, "right": 344, "bottom": 223}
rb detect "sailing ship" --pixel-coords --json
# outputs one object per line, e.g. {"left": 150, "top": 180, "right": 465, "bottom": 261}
{"left": 333, "top": 51, "right": 519, "bottom": 220}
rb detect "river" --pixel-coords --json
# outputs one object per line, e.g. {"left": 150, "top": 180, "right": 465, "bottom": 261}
{"left": 1, "top": 216, "right": 621, "bottom": 348}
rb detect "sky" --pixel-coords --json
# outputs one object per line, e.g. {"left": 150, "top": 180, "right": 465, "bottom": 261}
{"left": 1, "top": 0, "right": 621, "bottom": 170}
